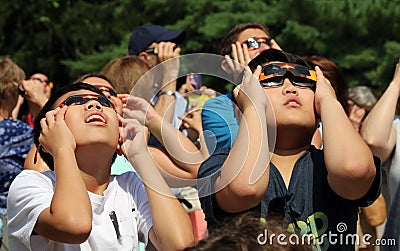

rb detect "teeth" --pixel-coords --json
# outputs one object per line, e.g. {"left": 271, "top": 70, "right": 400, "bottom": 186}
{"left": 86, "top": 114, "right": 105, "bottom": 123}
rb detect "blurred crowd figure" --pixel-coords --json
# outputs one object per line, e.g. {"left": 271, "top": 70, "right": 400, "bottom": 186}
{"left": 0, "top": 56, "right": 34, "bottom": 251}
{"left": 2, "top": 20, "right": 400, "bottom": 251}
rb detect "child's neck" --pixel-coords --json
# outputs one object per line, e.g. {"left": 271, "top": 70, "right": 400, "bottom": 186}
{"left": 271, "top": 145, "right": 310, "bottom": 188}
{"left": 75, "top": 145, "right": 114, "bottom": 195}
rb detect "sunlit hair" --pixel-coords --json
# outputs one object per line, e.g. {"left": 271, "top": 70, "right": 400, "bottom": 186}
{"left": 348, "top": 86, "right": 376, "bottom": 112}
{"left": 219, "top": 22, "right": 270, "bottom": 56}
{"left": 303, "top": 55, "right": 349, "bottom": 115}
{"left": 101, "top": 55, "right": 150, "bottom": 94}
{"left": 33, "top": 83, "right": 110, "bottom": 170}
{"left": 0, "top": 56, "right": 25, "bottom": 104}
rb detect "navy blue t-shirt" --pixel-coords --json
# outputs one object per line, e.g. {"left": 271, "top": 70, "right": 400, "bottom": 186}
{"left": 197, "top": 146, "right": 381, "bottom": 251}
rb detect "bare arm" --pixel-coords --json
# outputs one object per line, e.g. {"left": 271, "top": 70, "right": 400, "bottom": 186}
{"left": 215, "top": 66, "right": 271, "bottom": 213}
{"left": 361, "top": 60, "right": 400, "bottom": 162}
{"left": 122, "top": 119, "right": 194, "bottom": 250}
{"left": 124, "top": 96, "right": 204, "bottom": 178}
{"left": 34, "top": 106, "right": 92, "bottom": 243}
{"left": 153, "top": 42, "right": 180, "bottom": 124}
{"left": 315, "top": 67, "right": 376, "bottom": 200}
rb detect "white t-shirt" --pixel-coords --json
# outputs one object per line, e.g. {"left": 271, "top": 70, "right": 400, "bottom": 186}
{"left": 7, "top": 170, "right": 153, "bottom": 251}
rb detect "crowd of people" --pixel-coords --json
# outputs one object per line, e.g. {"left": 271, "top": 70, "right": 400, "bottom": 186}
{"left": 1, "top": 22, "right": 399, "bottom": 251}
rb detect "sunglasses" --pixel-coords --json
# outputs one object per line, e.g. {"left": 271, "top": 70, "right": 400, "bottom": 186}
{"left": 94, "top": 85, "right": 117, "bottom": 97}
{"left": 31, "top": 77, "right": 54, "bottom": 89}
{"left": 59, "top": 94, "right": 114, "bottom": 108}
{"left": 242, "top": 37, "right": 271, "bottom": 51}
{"left": 144, "top": 47, "right": 158, "bottom": 54}
{"left": 259, "top": 62, "right": 317, "bottom": 89}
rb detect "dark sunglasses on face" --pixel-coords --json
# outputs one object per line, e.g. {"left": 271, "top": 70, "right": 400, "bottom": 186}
{"left": 59, "top": 94, "right": 114, "bottom": 108}
{"left": 242, "top": 37, "right": 271, "bottom": 51}
{"left": 259, "top": 62, "right": 317, "bottom": 89}
{"left": 30, "top": 77, "right": 54, "bottom": 89}
{"left": 94, "top": 85, "right": 117, "bottom": 97}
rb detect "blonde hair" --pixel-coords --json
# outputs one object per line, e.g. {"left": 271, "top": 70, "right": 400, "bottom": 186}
{"left": 0, "top": 56, "right": 25, "bottom": 104}
{"left": 101, "top": 55, "right": 150, "bottom": 94}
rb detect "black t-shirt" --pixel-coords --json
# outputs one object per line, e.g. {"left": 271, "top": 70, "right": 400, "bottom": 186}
{"left": 197, "top": 146, "right": 381, "bottom": 251}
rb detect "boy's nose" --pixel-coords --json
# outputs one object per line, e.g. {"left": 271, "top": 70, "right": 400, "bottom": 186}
{"left": 85, "top": 99, "right": 103, "bottom": 111}
{"left": 282, "top": 78, "right": 298, "bottom": 94}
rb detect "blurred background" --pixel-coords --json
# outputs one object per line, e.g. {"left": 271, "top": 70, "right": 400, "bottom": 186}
{"left": 1, "top": 0, "right": 399, "bottom": 94}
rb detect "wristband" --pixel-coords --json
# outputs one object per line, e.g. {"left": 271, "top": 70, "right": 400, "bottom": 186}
{"left": 157, "top": 91, "right": 175, "bottom": 97}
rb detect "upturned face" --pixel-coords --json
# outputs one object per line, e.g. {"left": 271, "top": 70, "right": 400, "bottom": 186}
{"left": 53, "top": 90, "right": 119, "bottom": 149}
{"left": 263, "top": 78, "right": 318, "bottom": 131}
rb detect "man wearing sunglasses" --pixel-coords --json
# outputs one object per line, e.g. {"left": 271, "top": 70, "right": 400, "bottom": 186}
{"left": 128, "top": 25, "right": 188, "bottom": 145}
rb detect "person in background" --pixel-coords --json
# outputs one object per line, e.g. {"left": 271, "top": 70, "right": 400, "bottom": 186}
{"left": 348, "top": 86, "right": 377, "bottom": 132}
{"left": 347, "top": 85, "right": 386, "bottom": 251}
{"left": 12, "top": 72, "right": 52, "bottom": 127}
{"left": 101, "top": 55, "right": 149, "bottom": 95}
{"left": 0, "top": 56, "right": 34, "bottom": 250}
{"left": 128, "top": 25, "right": 186, "bottom": 130}
{"left": 360, "top": 59, "right": 400, "bottom": 250}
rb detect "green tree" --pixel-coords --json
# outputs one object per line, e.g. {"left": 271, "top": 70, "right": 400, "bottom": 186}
{"left": 1, "top": 0, "right": 400, "bottom": 93}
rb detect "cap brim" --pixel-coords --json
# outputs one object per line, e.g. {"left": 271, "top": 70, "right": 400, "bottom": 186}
{"left": 155, "top": 30, "right": 186, "bottom": 44}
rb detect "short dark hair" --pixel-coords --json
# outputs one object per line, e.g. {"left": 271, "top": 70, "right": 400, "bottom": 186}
{"left": 248, "top": 49, "right": 310, "bottom": 71}
{"left": 219, "top": 22, "right": 270, "bottom": 56}
{"left": 33, "top": 82, "right": 107, "bottom": 170}
{"left": 73, "top": 72, "right": 114, "bottom": 86}
{"left": 185, "top": 212, "right": 312, "bottom": 251}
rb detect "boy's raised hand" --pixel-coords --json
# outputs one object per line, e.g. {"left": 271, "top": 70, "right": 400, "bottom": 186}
{"left": 314, "top": 66, "right": 337, "bottom": 117}
{"left": 39, "top": 106, "right": 76, "bottom": 156}
{"left": 233, "top": 65, "right": 267, "bottom": 111}
{"left": 120, "top": 117, "right": 148, "bottom": 159}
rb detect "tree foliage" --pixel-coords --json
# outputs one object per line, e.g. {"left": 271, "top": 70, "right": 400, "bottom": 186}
{"left": 0, "top": 0, "right": 399, "bottom": 92}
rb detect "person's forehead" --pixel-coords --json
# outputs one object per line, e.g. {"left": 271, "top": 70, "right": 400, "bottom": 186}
{"left": 237, "top": 28, "right": 268, "bottom": 43}
{"left": 31, "top": 73, "right": 48, "bottom": 81}
{"left": 83, "top": 77, "right": 114, "bottom": 89}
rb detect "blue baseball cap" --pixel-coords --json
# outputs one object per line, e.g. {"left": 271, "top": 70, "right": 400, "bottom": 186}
{"left": 128, "top": 25, "right": 186, "bottom": 55}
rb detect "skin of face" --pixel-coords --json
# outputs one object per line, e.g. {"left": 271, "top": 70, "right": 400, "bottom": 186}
{"left": 264, "top": 78, "right": 317, "bottom": 130}
{"left": 53, "top": 90, "right": 119, "bottom": 150}
{"left": 237, "top": 28, "right": 271, "bottom": 60}
{"left": 82, "top": 76, "right": 123, "bottom": 114}
{"left": 143, "top": 42, "right": 159, "bottom": 68}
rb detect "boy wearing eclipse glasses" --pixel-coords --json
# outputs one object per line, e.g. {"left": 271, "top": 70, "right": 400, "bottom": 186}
{"left": 7, "top": 83, "right": 194, "bottom": 250}
{"left": 198, "top": 49, "right": 381, "bottom": 250}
